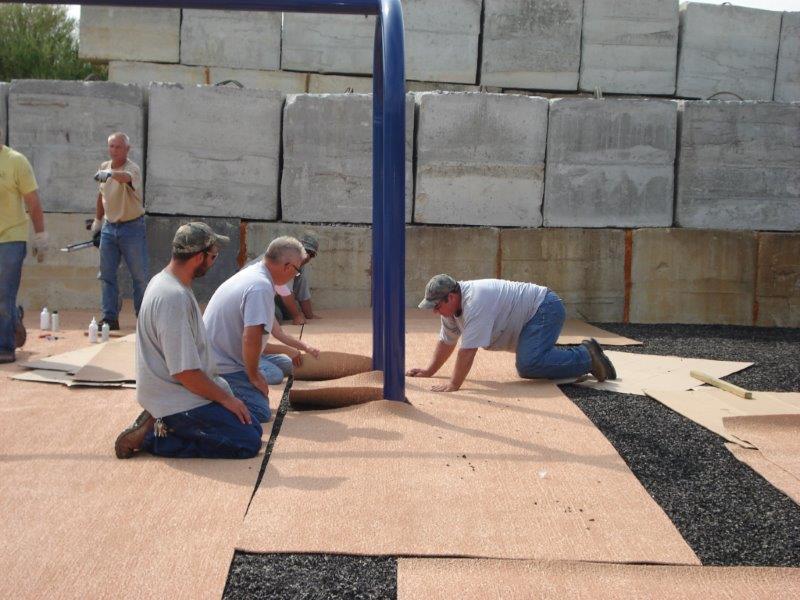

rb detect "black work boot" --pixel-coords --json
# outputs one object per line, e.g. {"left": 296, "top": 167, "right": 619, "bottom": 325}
{"left": 14, "top": 305, "right": 26, "bottom": 349}
{"left": 581, "top": 338, "right": 617, "bottom": 382}
{"left": 98, "top": 318, "right": 120, "bottom": 331}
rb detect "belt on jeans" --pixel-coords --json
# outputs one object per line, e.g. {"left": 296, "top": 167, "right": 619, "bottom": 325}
{"left": 109, "top": 216, "right": 144, "bottom": 225}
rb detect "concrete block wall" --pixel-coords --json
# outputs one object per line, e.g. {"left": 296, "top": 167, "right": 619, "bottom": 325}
{"left": 675, "top": 102, "right": 800, "bottom": 231}
{"left": 0, "top": 82, "right": 7, "bottom": 144}
{"left": 775, "top": 13, "right": 800, "bottom": 102}
{"left": 544, "top": 98, "right": 677, "bottom": 228}
{"left": 756, "top": 233, "right": 800, "bottom": 327}
{"left": 79, "top": 7, "right": 180, "bottom": 63}
{"left": 7, "top": 80, "right": 145, "bottom": 213}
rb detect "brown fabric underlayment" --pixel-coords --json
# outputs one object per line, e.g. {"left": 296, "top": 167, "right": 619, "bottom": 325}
{"left": 726, "top": 443, "right": 800, "bottom": 506}
{"left": 574, "top": 351, "right": 753, "bottom": 396}
{"left": 644, "top": 389, "right": 800, "bottom": 447}
{"left": 397, "top": 559, "right": 800, "bottom": 599}
{"left": 73, "top": 337, "right": 136, "bottom": 382}
{"left": 290, "top": 371, "right": 384, "bottom": 409}
{"left": 238, "top": 379, "right": 698, "bottom": 564}
{"left": 557, "top": 320, "right": 641, "bottom": 346}
{"left": 293, "top": 351, "right": 373, "bottom": 381}
{"left": 1, "top": 330, "right": 279, "bottom": 599}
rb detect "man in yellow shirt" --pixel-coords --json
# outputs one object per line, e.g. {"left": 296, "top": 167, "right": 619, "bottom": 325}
{"left": 0, "top": 127, "right": 48, "bottom": 363}
{"left": 90, "top": 132, "right": 147, "bottom": 330}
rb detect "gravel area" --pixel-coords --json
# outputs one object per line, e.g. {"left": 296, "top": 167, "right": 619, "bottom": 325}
{"left": 224, "top": 324, "right": 800, "bottom": 599}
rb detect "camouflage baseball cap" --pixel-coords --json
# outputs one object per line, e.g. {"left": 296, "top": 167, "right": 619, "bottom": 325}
{"left": 299, "top": 233, "right": 319, "bottom": 256}
{"left": 172, "top": 222, "right": 230, "bottom": 254}
{"left": 418, "top": 274, "right": 458, "bottom": 309}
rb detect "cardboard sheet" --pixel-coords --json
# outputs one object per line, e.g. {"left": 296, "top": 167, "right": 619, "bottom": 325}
{"left": 644, "top": 389, "right": 800, "bottom": 447}
{"left": 293, "top": 351, "right": 373, "bottom": 381}
{"left": 573, "top": 352, "right": 753, "bottom": 396}
{"left": 12, "top": 369, "right": 136, "bottom": 388}
{"left": 238, "top": 380, "right": 698, "bottom": 564}
{"left": 397, "top": 559, "right": 800, "bottom": 599}
{"left": 724, "top": 415, "right": 800, "bottom": 480}
{"left": 17, "top": 342, "right": 106, "bottom": 373}
{"left": 558, "top": 319, "right": 641, "bottom": 346}
{"left": 290, "top": 371, "right": 384, "bottom": 409}
{"left": 73, "top": 337, "right": 136, "bottom": 382}
{"left": 726, "top": 443, "right": 800, "bottom": 506}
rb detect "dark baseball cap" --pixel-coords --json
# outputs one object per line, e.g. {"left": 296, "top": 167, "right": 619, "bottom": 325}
{"left": 418, "top": 274, "right": 458, "bottom": 309}
{"left": 172, "top": 222, "right": 230, "bottom": 254}
{"left": 299, "top": 233, "right": 319, "bottom": 256}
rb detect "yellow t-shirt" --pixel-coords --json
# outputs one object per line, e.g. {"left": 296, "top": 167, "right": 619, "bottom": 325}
{"left": 0, "top": 145, "right": 38, "bottom": 243}
{"left": 98, "top": 158, "right": 144, "bottom": 223}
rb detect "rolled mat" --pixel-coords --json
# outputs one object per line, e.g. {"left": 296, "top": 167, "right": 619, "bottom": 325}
{"left": 293, "top": 351, "right": 373, "bottom": 381}
{"left": 290, "top": 371, "right": 385, "bottom": 409}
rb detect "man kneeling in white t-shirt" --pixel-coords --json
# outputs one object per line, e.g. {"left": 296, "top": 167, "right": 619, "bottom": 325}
{"left": 407, "top": 274, "right": 616, "bottom": 392}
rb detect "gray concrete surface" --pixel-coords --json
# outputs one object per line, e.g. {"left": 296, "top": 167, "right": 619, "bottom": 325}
{"left": 755, "top": 232, "right": 800, "bottom": 327}
{"left": 145, "top": 84, "right": 283, "bottom": 220}
{"left": 281, "top": 1, "right": 481, "bottom": 84}
{"left": 481, "top": 0, "right": 583, "bottom": 90}
{"left": 544, "top": 98, "right": 677, "bottom": 228}
{"left": 676, "top": 3, "right": 782, "bottom": 101}
{"left": 8, "top": 80, "right": 145, "bottom": 213}
{"left": 78, "top": 6, "right": 180, "bottom": 63}
{"left": 307, "top": 74, "right": 481, "bottom": 94}
{"left": 415, "top": 92, "right": 548, "bottom": 227}
{"left": 579, "top": 0, "right": 679, "bottom": 95}
{"left": 108, "top": 61, "right": 207, "bottom": 86}
{"left": 676, "top": 101, "right": 800, "bottom": 231}
{"left": 207, "top": 68, "right": 308, "bottom": 93}
{"left": 0, "top": 82, "right": 7, "bottom": 144}
{"left": 281, "top": 94, "right": 414, "bottom": 224}
{"left": 775, "top": 12, "right": 800, "bottom": 102}
{"left": 180, "top": 10, "right": 281, "bottom": 71}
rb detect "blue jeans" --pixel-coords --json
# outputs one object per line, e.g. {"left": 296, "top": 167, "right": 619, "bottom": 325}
{"left": 515, "top": 291, "right": 592, "bottom": 380}
{"left": 260, "top": 353, "right": 293, "bottom": 384}
{"left": 141, "top": 402, "right": 262, "bottom": 459}
{"left": 219, "top": 355, "right": 293, "bottom": 423}
{"left": 99, "top": 216, "right": 148, "bottom": 320}
{"left": 0, "top": 241, "right": 26, "bottom": 354}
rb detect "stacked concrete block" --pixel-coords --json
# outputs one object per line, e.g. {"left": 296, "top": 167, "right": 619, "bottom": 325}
{"left": 415, "top": 92, "right": 548, "bottom": 227}
{"left": 0, "top": 82, "right": 7, "bottom": 144}
{"left": 756, "top": 233, "right": 800, "bottom": 327}
{"left": 282, "top": 1, "right": 481, "bottom": 83}
{"left": 406, "top": 227, "right": 499, "bottom": 307}
{"left": 180, "top": 10, "right": 281, "bottom": 71}
{"left": 145, "top": 84, "right": 283, "bottom": 220}
{"left": 775, "top": 13, "right": 800, "bottom": 102}
{"left": 109, "top": 62, "right": 207, "bottom": 86}
{"left": 676, "top": 102, "right": 800, "bottom": 231}
{"left": 631, "top": 229, "right": 756, "bottom": 325}
{"left": 281, "top": 94, "right": 414, "bottom": 224}
{"left": 307, "top": 74, "right": 480, "bottom": 94}
{"left": 18, "top": 213, "right": 100, "bottom": 311}
{"left": 79, "top": 7, "right": 180, "bottom": 63}
{"left": 677, "top": 3, "right": 782, "bottom": 101}
{"left": 500, "top": 229, "right": 626, "bottom": 322}
{"left": 544, "top": 98, "right": 677, "bottom": 228}
{"left": 208, "top": 68, "right": 308, "bottom": 93}
{"left": 246, "top": 222, "right": 372, "bottom": 309}
{"left": 579, "top": 0, "right": 679, "bottom": 95}
{"left": 8, "top": 81, "right": 145, "bottom": 213}
{"left": 481, "top": 0, "right": 583, "bottom": 90}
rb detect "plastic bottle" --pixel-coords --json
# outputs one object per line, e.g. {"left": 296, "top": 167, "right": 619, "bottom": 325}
{"left": 88, "top": 317, "right": 99, "bottom": 343}
{"left": 40, "top": 307, "right": 50, "bottom": 330}
{"left": 101, "top": 321, "right": 110, "bottom": 342}
{"left": 50, "top": 311, "right": 59, "bottom": 332}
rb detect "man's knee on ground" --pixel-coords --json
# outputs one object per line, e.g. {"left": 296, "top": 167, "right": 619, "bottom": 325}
{"left": 238, "top": 425, "right": 263, "bottom": 458}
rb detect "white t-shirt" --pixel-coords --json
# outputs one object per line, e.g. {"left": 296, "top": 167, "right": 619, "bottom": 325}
{"left": 439, "top": 279, "right": 549, "bottom": 352}
{"left": 203, "top": 260, "right": 276, "bottom": 375}
{"left": 136, "top": 270, "right": 214, "bottom": 418}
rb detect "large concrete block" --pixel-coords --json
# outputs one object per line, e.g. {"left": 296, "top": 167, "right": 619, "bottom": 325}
{"left": 676, "top": 3, "right": 782, "bottom": 101}
{"left": 145, "top": 84, "right": 283, "bottom": 220}
{"left": 208, "top": 68, "right": 308, "bottom": 93}
{"left": 544, "top": 98, "right": 677, "bottom": 228}
{"left": 282, "top": 1, "right": 481, "bottom": 83}
{"left": 579, "top": 0, "right": 679, "bottom": 95}
{"left": 481, "top": 0, "right": 583, "bottom": 90}
{"left": 500, "top": 228, "right": 626, "bottom": 322}
{"left": 630, "top": 229, "right": 756, "bottom": 325}
{"left": 307, "top": 74, "right": 480, "bottom": 94}
{"left": 180, "top": 10, "right": 281, "bottom": 70}
{"left": 18, "top": 213, "right": 100, "bottom": 311}
{"left": 775, "top": 12, "right": 800, "bottom": 102}
{"left": 1, "top": 82, "right": 7, "bottom": 144}
{"left": 245, "top": 222, "right": 372, "bottom": 309}
{"left": 8, "top": 81, "right": 145, "bottom": 214}
{"left": 756, "top": 233, "right": 800, "bottom": 327}
{"left": 406, "top": 226, "right": 499, "bottom": 307}
{"left": 675, "top": 102, "right": 800, "bottom": 231}
{"left": 281, "top": 94, "right": 414, "bottom": 224}
{"left": 145, "top": 215, "right": 240, "bottom": 304}
{"left": 109, "top": 61, "right": 207, "bottom": 86}
{"left": 79, "top": 7, "right": 180, "bottom": 63}
{"left": 415, "top": 92, "right": 548, "bottom": 227}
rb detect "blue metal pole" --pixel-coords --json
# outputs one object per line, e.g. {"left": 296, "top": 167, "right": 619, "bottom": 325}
{"left": 371, "top": 17, "right": 385, "bottom": 373}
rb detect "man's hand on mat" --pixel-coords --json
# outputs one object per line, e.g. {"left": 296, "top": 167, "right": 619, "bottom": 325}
{"left": 222, "top": 396, "right": 252, "bottom": 425}
{"left": 431, "top": 382, "right": 460, "bottom": 393}
{"left": 302, "top": 343, "right": 320, "bottom": 359}
{"left": 406, "top": 367, "right": 432, "bottom": 377}
{"left": 292, "top": 314, "right": 306, "bottom": 325}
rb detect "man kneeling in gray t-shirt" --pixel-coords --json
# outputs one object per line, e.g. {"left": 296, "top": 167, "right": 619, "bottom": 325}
{"left": 114, "top": 222, "right": 262, "bottom": 459}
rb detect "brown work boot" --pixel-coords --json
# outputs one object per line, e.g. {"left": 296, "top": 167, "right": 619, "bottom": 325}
{"left": 581, "top": 338, "right": 617, "bottom": 382}
{"left": 14, "top": 306, "right": 26, "bottom": 349}
{"left": 115, "top": 410, "right": 155, "bottom": 459}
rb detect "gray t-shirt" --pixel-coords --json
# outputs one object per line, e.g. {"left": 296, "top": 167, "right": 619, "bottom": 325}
{"left": 292, "top": 266, "right": 312, "bottom": 302}
{"left": 440, "top": 279, "right": 549, "bottom": 352}
{"left": 136, "top": 270, "right": 214, "bottom": 418}
{"left": 204, "top": 260, "right": 276, "bottom": 375}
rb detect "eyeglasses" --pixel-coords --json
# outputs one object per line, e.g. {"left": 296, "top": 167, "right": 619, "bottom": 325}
{"left": 433, "top": 294, "right": 449, "bottom": 311}
{"left": 286, "top": 262, "right": 302, "bottom": 277}
{"left": 204, "top": 250, "right": 219, "bottom": 262}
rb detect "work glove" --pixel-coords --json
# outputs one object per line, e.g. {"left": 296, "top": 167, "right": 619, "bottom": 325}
{"left": 94, "top": 169, "right": 113, "bottom": 183}
{"left": 89, "top": 218, "right": 103, "bottom": 234}
{"left": 32, "top": 231, "right": 49, "bottom": 263}
{"left": 92, "top": 230, "right": 101, "bottom": 248}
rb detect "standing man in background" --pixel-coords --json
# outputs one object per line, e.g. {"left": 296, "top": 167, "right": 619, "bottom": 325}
{"left": 91, "top": 132, "right": 147, "bottom": 330}
{"left": 0, "top": 127, "right": 47, "bottom": 364}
